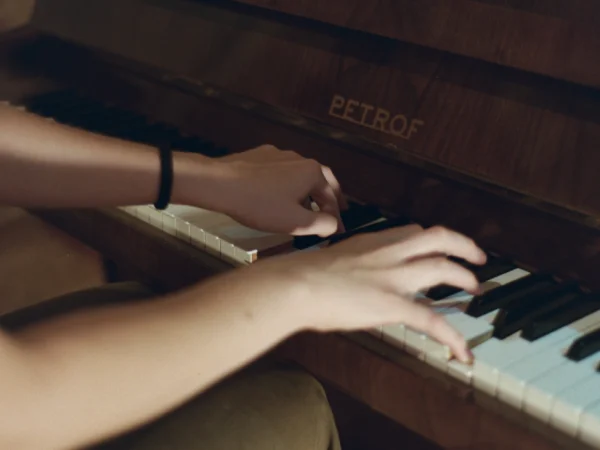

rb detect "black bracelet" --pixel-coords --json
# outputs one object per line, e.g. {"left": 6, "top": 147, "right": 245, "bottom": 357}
{"left": 154, "top": 143, "right": 173, "bottom": 210}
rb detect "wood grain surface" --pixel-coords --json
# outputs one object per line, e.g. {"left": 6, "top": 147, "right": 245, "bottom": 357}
{"left": 30, "top": 0, "right": 600, "bottom": 220}
{"left": 230, "top": 0, "right": 600, "bottom": 88}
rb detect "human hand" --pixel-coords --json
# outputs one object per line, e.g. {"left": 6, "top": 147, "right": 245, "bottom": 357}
{"left": 210, "top": 145, "right": 348, "bottom": 236}
{"left": 233, "top": 224, "right": 486, "bottom": 363}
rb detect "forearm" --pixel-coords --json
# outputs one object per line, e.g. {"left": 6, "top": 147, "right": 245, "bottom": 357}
{"left": 0, "top": 104, "right": 218, "bottom": 208}
{"left": 0, "top": 271, "right": 299, "bottom": 450}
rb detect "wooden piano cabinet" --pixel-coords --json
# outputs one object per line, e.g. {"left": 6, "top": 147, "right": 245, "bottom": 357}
{"left": 229, "top": 0, "right": 600, "bottom": 88}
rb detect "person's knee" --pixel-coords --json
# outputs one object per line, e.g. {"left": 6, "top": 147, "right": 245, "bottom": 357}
{"left": 0, "top": 0, "right": 35, "bottom": 32}
{"left": 111, "top": 367, "right": 341, "bottom": 450}
{"left": 228, "top": 368, "right": 340, "bottom": 450}
{"left": 266, "top": 369, "right": 332, "bottom": 420}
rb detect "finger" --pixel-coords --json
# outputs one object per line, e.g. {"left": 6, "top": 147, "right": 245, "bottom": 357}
{"left": 394, "top": 301, "right": 472, "bottom": 363}
{"left": 285, "top": 206, "right": 339, "bottom": 237}
{"left": 389, "top": 257, "right": 480, "bottom": 295}
{"left": 367, "top": 223, "right": 424, "bottom": 245}
{"left": 381, "top": 225, "right": 486, "bottom": 266}
{"left": 321, "top": 165, "right": 348, "bottom": 210}
{"left": 309, "top": 177, "right": 345, "bottom": 233}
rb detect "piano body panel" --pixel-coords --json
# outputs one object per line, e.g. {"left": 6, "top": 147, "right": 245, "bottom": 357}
{"left": 229, "top": 0, "right": 600, "bottom": 88}
{"left": 29, "top": 0, "right": 600, "bottom": 220}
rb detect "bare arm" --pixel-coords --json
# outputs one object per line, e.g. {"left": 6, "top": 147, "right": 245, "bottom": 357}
{"left": 0, "top": 268, "right": 300, "bottom": 450}
{"left": 0, "top": 104, "right": 345, "bottom": 235}
{"left": 0, "top": 104, "right": 217, "bottom": 208}
{"left": 0, "top": 223, "right": 483, "bottom": 450}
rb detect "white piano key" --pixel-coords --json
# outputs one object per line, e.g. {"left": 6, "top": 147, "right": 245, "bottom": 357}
{"left": 446, "top": 359, "right": 473, "bottom": 385}
{"left": 470, "top": 308, "right": 600, "bottom": 398}
{"left": 190, "top": 226, "right": 206, "bottom": 250}
{"left": 549, "top": 376, "right": 600, "bottom": 436}
{"left": 522, "top": 352, "right": 600, "bottom": 423}
{"left": 135, "top": 205, "right": 151, "bottom": 223}
{"left": 161, "top": 205, "right": 292, "bottom": 263}
{"left": 161, "top": 211, "right": 177, "bottom": 236}
{"left": 204, "top": 231, "right": 221, "bottom": 256}
{"left": 234, "top": 247, "right": 257, "bottom": 264}
{"left": 164, "top": 205, "right": 192, "bottom": 243}
{"left": 175, "top": 219, "right": 191, "bottom": 243}
{"left": 471, "top": 331, "right": 570, "bottom": 397}
{"left": 396, "top": 268, "right": 529, "bottom": 365}
{"left": 119, "top": 205, "right": 138, "bottom": 217}
{"left": 497, "top": 310, "right": 600, "bottom": 410}
{"left": 579, "top": 400, "right": 600, "bottom": 447}
{"left": 147, "top": 206, "right": 163, "bottom": 229}
{"left": 219, "top": 239, "right": 237, "bottom": 263}
{"left": 381, "top": 324, "right": 405, "bottom": 349}
{"left": 367, "top": 325, "right": 383, "bottom": 339}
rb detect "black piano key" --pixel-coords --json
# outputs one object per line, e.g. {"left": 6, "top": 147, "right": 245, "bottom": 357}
{"left": 293, "top": 234, "right": 327, "bottom": 250}
{"left": 293, "top": 203, "right": 385, "bottom": 250}
{"left": 428, "top": 256, "right": 517, "bottom": 300}
{"left": 491, "top": 282, "right": 580, "bottom": 339}
{"left": 330, "top": 217, "right": 411, "bottom": 245}
{"left": 465, "top": 272, "right": 556, "bottom": 317}
{"left": 328, "top": 214, "right": 412, "bottom": 245}
{"left": 293, "top": 213, "right": 411, "bottom": 250}
{"left": 566, "top": 327, "right": 600, "bottom": 362}
{"left": 340, "top": 203, "right": 382, "bottom": 231}
{"left": 521, "top": 292, "right": 600, "bottom": 341}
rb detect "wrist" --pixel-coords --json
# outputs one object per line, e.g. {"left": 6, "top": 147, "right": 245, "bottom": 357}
{"left": 170, "top": 151, "right": 230, "bottom": 210}
{"left": 245, "top": 259, "right": 317, "bottom": 335}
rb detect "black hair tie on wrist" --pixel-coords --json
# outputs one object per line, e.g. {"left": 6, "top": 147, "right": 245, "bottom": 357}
{"left": 154, "top": 143, "right": 173, "bottom": 210}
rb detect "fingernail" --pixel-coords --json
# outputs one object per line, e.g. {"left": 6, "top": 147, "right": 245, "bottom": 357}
{"left": 463, "top": 347, "right": 474, "bottom": 365}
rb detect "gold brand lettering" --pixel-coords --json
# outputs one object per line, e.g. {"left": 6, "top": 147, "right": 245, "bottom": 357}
{"left": 328, "top": 94, "right": 424, "bottom": 140}
{"left": 328, "top": 94, "right": 345, "bottom": 117}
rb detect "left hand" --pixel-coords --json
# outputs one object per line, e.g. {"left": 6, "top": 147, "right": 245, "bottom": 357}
{"left": 209, "top": 145, "right": 348, "bottom": 236}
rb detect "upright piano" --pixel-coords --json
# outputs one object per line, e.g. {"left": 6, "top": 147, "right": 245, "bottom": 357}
{"left": 2, "top": 1, "right": 600, "bottom": 448}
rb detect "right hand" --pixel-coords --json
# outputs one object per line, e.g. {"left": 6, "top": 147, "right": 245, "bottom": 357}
{"left": 234, "top": 223, "right": 486, "bottom": 363}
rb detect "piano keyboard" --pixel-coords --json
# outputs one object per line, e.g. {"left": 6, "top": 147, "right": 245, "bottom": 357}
{"left": 11, "top": 90, "right": 600, "bottom": 448}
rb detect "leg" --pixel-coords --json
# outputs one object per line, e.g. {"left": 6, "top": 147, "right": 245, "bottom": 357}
{"left": 0, "top": 0, "right": 35, "bottom": 32}
{"left": 97, "top": 364, "right": 342, "bottom": 450}
{"left": 0, "top": 282, "right": 341, "bottom": 450}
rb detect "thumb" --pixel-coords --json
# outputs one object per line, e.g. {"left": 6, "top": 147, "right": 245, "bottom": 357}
{"left": 288, "top": 206, "right": 339, "bottom": 237}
